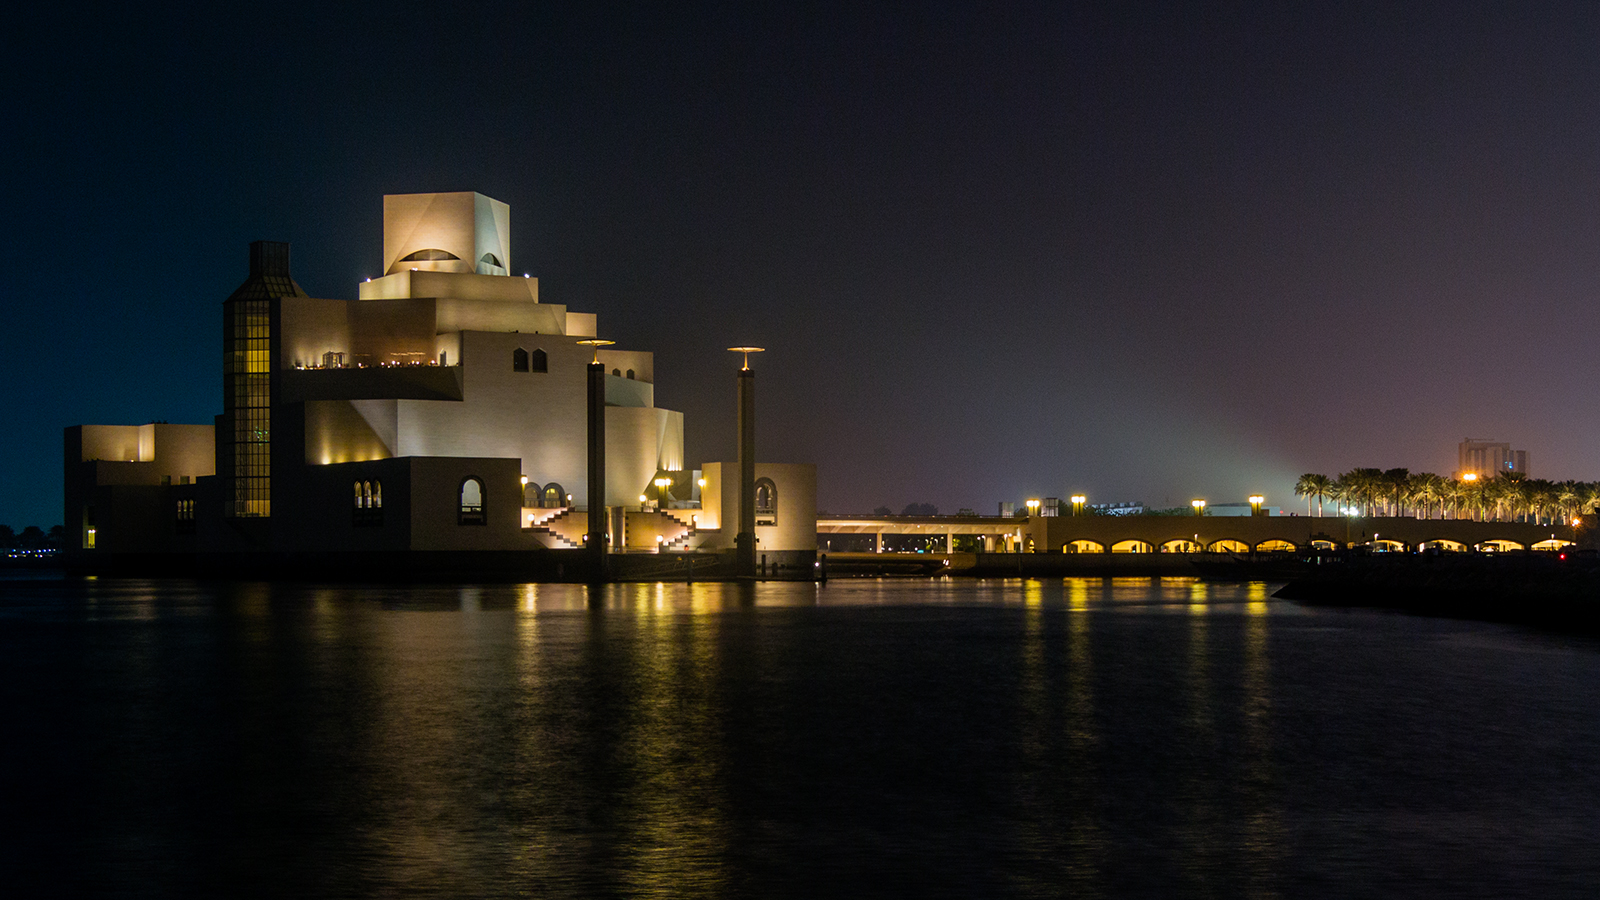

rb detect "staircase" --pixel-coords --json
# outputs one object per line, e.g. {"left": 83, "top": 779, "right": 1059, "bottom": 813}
{"left": 525, "top": 507, "right": 583, "bottom": 549}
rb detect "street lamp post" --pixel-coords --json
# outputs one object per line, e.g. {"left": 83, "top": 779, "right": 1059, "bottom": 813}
{"left": 1191, "top": 499, "right": 1206, "bottom": 517}
{"left": 1070, "top": 495, "right": 1086, "bottom": 517}
{"left": 1248, "top": 495, "right": 1264, "bottom": 517}
{"left": 1026, "top": 499, "right": 1041, "bottom": 517}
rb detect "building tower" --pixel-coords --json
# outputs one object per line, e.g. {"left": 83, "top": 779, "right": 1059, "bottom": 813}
{"left": 219, "top": 241, "right": 307, "bottom": 518}
{"left": 1458, "top": 438, "right": 1529, "bottom": 481}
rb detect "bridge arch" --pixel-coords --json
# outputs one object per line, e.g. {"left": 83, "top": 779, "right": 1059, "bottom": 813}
{"left": 1255, "top": 539, "right": 1296, "bottom": 553}
{"left": 1207, "top": 539, "right": 1249, "bottom": 553}
{"left": 1160, "top": 539, "right": 1200, "bottom": 553}
{"left": 1371, "top": 539, "right": 1405, "bottom": 552}
{"left": 1475, "top": 539, "right": 1525, "bottom": 552}
{"left": 1064, "top": 539, "right": 1105, "bottom": 553}
{"left": 1309, "top": 539, "right": 1338, "bottom": 550}
{"left": 1111, "top": 539, "right": 1153, "bottom": 554}
{"left": 1419, "top": 539, "right": 1467, "bottom": 552}
{"left": 1533, "top": 538, "right": 1575, "bottom": 551}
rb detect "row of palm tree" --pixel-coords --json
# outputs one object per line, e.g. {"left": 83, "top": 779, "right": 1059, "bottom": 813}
{"left": 1294, "top": 469, "right": 1600, "bottom": 525}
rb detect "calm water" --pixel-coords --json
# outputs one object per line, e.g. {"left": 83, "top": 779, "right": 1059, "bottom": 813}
{"left": 4, "top": 573, "right": 1600, "bottom": 898}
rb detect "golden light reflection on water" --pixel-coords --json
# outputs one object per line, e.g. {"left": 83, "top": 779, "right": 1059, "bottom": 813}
{"left": 1063, "top": 579, "right": 1107, "bottom": 893}
{"left": 1180, "top": 576, "right": 1219, "bottom": 885}
{"left": 1241, "top": 581, "right": 1283, "bottom": 896}
{"left": 208, "top": 578, "right": 1301, "bottom": 893}
{"left": 612, "top": 583, "right": 731, "bottom": 895}
{"left": 1067, "top": 577, "right": 1091, "bottom": 611}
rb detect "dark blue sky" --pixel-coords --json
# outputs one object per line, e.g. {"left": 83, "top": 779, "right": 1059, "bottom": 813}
{"left": 7, "top": 1, "right": 1600, "bottom": 526}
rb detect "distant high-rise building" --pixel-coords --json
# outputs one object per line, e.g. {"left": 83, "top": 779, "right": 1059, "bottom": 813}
{"left": 1458, "top": 438, "right": 1528, "bottom": 480}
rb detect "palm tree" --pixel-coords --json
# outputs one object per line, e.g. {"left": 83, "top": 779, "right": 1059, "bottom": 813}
{"left": 1383, "top": 468, "right": 1410, "bottom": 517}
{"left": 1556, "top": 481, "right": 1581, "bottom": 524}
{"left": 1582, "top": 482, "right": 1600, "bottom": 517}
{"left": 1295, "top": 474, "right": 1318, "bottom": 517}
{"left": 1296, "top": 473, "right": 1334, "bottom": 516}
{"left": 1465, "top": 477, "right": 1484, "bottom": 518}
{"left": 1310, "top": 473, "right": 1334, "bottom": 516}
{"left": 1409, "top": 473, "right": 1446, "bottom": 520}
{"left": 1341, "top": 468, "right": 1384, "bottom": 516}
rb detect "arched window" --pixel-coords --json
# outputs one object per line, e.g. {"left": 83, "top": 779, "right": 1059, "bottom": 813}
{"left": 626, "top": 369, "right": 635, "bottom": 379}
{"left": 529, "top": 349, "right": 547, "bottom": 373}
{"left": 543, "top": 483, "right": 565, "bottom": 508}
{"left": 512, "top": 348, "right": 529, "bottom": 372}
{"left": 459, "top": 477, "right": 486, "bottom": 525}
{"left": 480, "top": 252, "right": 504, "bottom": 269}
{"left": 612, "top": 368, "right": 621, "bottom": 376}
{"left": 755, "top": 477, "right": 777, "bottom": 524}
{"left": 400, "top": 248, "right": 460, "bottom": 261}
{"left": 354, "top": 479, "right": 383, "bottom": 526}
{"left": 523, "top": 482, "right": 539, "bottom": 507}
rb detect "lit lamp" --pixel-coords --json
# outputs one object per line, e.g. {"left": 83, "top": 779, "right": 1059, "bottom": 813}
{"left": 576, "top": 338, "right": 615, "bottom": 362}
{"left": 1025, "top": 498, "right": 1041, "bottom": 517}
{"left": 1248, "top": 495, "right": 1264, "bottom": 517}
{"left": 1462, "top": 472, "right": 1478, "bottom": 483}
{"left": 1191, "top": 499, "right": 1206, "bottom": 516}
{"left": 727, "top": 346, "right": 765, "bottom": 370}
{"left": 1070, "top": 495, "right": 1086, "bottom": 517}
{"left": 654, "top": 476, "right": 672, "bottom": 508}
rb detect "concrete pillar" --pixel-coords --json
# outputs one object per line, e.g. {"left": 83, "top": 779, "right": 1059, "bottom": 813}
{"left": 735, "top": 367, "right": 756, "bottom": 577}
{"left": 587, "top": 360, "right": 607, "bottom": 579}
{"left": 875, "top": 531, "right": 883, "bottom": 553}
{"left": 945, "top": 532, "right": 953, "bottom": 554}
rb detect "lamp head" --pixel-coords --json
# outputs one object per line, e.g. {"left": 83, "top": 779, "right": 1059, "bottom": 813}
{"left": 727, "top": 346, "right": 765, "bottom": 370}
{"left": 577, "top": 338, "right": 615, "bottom": 363}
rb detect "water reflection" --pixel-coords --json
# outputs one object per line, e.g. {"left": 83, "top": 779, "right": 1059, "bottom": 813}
{"left": 1063, "top": 580, "right": 1106, "bottom": 893}
{"left": 13, "top": 576, "right": 1599, "bottom": 896}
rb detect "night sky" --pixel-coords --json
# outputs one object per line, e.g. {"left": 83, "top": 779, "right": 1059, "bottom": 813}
{"left": 8, "top": 1, "right": 1600, "bottom": 528}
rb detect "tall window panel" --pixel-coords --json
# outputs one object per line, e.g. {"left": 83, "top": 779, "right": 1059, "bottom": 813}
{"left": 224, "top": 299, "right": 271, "bottom": 516}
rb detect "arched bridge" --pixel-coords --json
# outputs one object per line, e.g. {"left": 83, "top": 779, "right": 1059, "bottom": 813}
{"left": 817, "top": 513, "right": 1575, "bottom": 555}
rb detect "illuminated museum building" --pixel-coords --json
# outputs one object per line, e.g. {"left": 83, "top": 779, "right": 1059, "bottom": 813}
{"left": 65, "top": 192, "right": 815, "bottom": 565}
